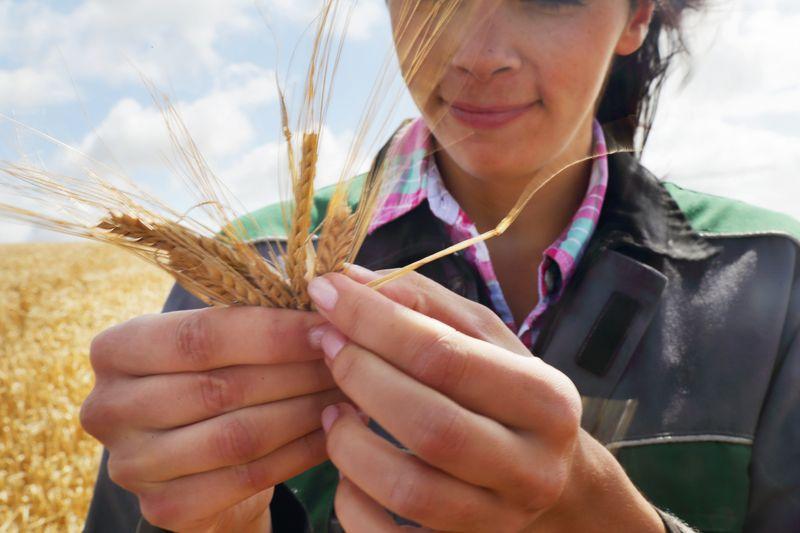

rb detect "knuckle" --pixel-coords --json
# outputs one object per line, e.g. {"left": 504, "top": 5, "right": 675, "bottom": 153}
{"left": 106, "top": 453, "right": 136, "bottom": 490}
{"left": 78, "top": 392, "right": 100, "bottom": 435}
{"left": 471, "top": 304, "right": 507, "bottom": 337}
{"left": 175, "top": 310, "right": 215, "bottom": 368}
{"left": 402, "top": 273, "right": 433, "bottom": 314}
{"left": 545, "top": 377, "right": 582, "bottom": 442}
{"left": 343, "top": 294, "right": 372, "bottom": 340}
{"left": 528, "top": 461, "right": 569, "bottom": 510}
{"left": 89, "top": 328, "right": 116, "bottom": 372}
{"left": 409, "top": 328, "right": 466, "bottom": 391}
{"left": 450, "top": 494, "right": 484, "bottom": 529}
{"left": 501, "top": 511, "right": 533, "bottom": 533}
{"left": 515, "top": 462, "right": 546, "bottom": 499}
{"left": 298, "top": 430, "right": 325, "bottom": 466}
{"left": 254, "top": 308, "right": 290, "bottom": 347}
{"left": 387, "top": 467, "right": 433, "bottom": 520}
{"left": 330, "top": 345, "right": 361, "bottom": 390}
{"left": 198, "top": 369, "right": 241, "bottom": 415}
{"left": 138, "top": 492, "right": 178, "bottom": 530}
{"left": 324, "top": 417, "right": 346, "bottom": 459}
{"left": 411, "top": 405, "right": 467, "bottom": 462}
{"left": 79, "top": 389, "right": 116, "bottom": 439}
{"left": 215, "top": 416, "right": 259, "bottom": 464}
{"left": 233, "top": 461, "right": 273, "bottom": 492}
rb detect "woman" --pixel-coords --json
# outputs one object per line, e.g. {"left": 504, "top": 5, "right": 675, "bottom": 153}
{"left": 82, "top": 1, "right": 800, "bottom": 531}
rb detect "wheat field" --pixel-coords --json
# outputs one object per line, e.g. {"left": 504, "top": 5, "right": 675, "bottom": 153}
{"left": 0, "top": 242, "right": 173, "bottom": 531}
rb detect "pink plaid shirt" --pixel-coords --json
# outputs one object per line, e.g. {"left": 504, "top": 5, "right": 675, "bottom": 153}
{"left": 368, "top": 118, "right": 609, "bottom": 348}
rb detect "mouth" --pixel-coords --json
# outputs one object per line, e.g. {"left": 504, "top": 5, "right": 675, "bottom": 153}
{"left": 446, "top": 100, "right": 538, "bottom": 130}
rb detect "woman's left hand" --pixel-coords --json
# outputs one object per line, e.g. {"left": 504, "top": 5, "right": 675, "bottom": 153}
{"left": 307, "top": 266, "right": 663, "bottom": 533}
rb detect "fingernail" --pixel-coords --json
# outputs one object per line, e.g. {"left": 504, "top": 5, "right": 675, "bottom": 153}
{"left": 343, "top": 263, "right": 379, "bottom": 282}
{"left": 308, "top": 325, "right": 327, "bottom": 350}
{"left": 321, "top": 404, "right": 340, "bottom": 433}
{"left": 308, "top": 277, "right": 338, "bottom": 311}
{"left": 338, "top": 469, "right": 344, "bottom": 481}
{"left": 321, "top": 328, "right": 347, "bottom": 361}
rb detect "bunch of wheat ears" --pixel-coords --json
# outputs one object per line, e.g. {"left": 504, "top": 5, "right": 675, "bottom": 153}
{"left": 0, "top": 1, "right": 638, "bottom": 475}
{"left": 0, "top": 0, "right": 619, "bottom": 311}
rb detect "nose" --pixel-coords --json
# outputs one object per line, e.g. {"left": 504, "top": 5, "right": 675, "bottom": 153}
{"left": 450, "top": 7, "right": 522, "bottom": 82}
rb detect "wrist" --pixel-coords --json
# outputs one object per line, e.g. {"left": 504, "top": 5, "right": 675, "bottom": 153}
{"left": 535, "top": 430, "right": 665, "bottom": 533}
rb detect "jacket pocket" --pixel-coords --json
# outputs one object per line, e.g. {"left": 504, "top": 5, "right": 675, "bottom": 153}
{"left": 615, "top": 438, "right": 751, "bottom": 533}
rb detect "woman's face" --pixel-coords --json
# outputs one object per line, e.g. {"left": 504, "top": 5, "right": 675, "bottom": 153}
{"left": 387, "top": 0, "right": 654, "bottom": 181}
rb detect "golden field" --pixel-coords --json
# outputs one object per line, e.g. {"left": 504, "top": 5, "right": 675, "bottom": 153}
{"left": 0, "top": 242, "right": 173, "bottom": 531}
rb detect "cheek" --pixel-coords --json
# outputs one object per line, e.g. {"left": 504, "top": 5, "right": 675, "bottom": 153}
{"left": 533, "top": 25, "right": 618, "bottom": 124}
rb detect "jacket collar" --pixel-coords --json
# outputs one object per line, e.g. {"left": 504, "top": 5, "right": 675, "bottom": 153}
{"left": 589, "top": 152, "right": 721, "bottom": 262}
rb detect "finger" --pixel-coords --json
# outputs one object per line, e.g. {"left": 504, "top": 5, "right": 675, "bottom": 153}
{"left": 136, "top": 429, "right": 328, "bottom": 532}
{"left": 324, "top": 403, "right": 506, "bottom": 532}
{"left": 115, "top": 361, "right": 335, "bottom": 429}
{"left": 115, "top": 389, "right": 346, "bottom": 484}
{"left": 92, "top": 306, "right": 326, "bottom": 376}
{"left": 344, "top": 264, "right": 525, "bottom": 354}
{"left": 321, "top": 341, "right": 542, "bottom": 497}
{"left": 334, "top": 477, "right": 408, "bottom": 533}
{"left": 309, "top": 273, "right": 579, "bottom": 431}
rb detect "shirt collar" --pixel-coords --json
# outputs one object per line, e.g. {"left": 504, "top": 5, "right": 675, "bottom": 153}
{"left": 369, "top": 117, "right": 609, "bottom": 237}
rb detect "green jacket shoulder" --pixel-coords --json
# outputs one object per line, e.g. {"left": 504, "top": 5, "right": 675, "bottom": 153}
{"left": 226, "top": 176, "right": 800, "bottom": 247}
{"left": 663, "top": 181, "right": 800, "bottom": 243}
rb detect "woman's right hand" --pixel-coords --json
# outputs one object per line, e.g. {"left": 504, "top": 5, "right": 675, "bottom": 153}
{"left": 80, "top": 306, "right": 344, "bottom": 532}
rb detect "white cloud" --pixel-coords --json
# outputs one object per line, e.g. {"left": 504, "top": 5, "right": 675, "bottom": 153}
{"left": 643, "top": 0, "right": 800, "bottom": 219}
{"left": 0, "top": 0, "right": 388, "bottom": 99}
{"left": 0, "top": 0, "right": 258, "bottom": 88}
{"left": 265, "top": 0, "right": 387, "bottom": 41}
{"left": 0, "top": 67, "right": 75, "bottom": 108}
{"left": 73, "top": 63, "right": 277, "bottom": 171}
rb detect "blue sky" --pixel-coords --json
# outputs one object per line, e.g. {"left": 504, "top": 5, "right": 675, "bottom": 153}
{"left": 0, "top": 0, "right": 797, "bottom": 242}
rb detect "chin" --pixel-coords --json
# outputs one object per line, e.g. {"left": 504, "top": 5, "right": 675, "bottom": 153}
{"left": 448, "top": 141, "right": 542, "bottom": 182}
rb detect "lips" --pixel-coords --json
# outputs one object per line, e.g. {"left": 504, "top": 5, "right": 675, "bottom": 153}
{"left": 447, "top": 100, "right": 537, "bottom": 130}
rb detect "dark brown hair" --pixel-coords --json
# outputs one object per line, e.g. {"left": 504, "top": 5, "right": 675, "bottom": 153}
{"left": 597, "top": 0, "right": 706, "bottom": 152}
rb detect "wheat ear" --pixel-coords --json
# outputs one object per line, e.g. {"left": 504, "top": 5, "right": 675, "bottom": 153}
{"left": 97, "top": 213, "right": 278, "bottom": 307}
{"left": 315, "top": 201, "right": 356, "bottom": 275}
{"left": 96, "top": 214, "right": 174, "bottom": 251}
{"left": 188, "top": 234, "right": 294, "bottom": 308}
{"left": 285, "top": 133, "right": 318, "bottom": 309}
{"left": 168, "top": 249, "right": 271, "bottom": 307}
